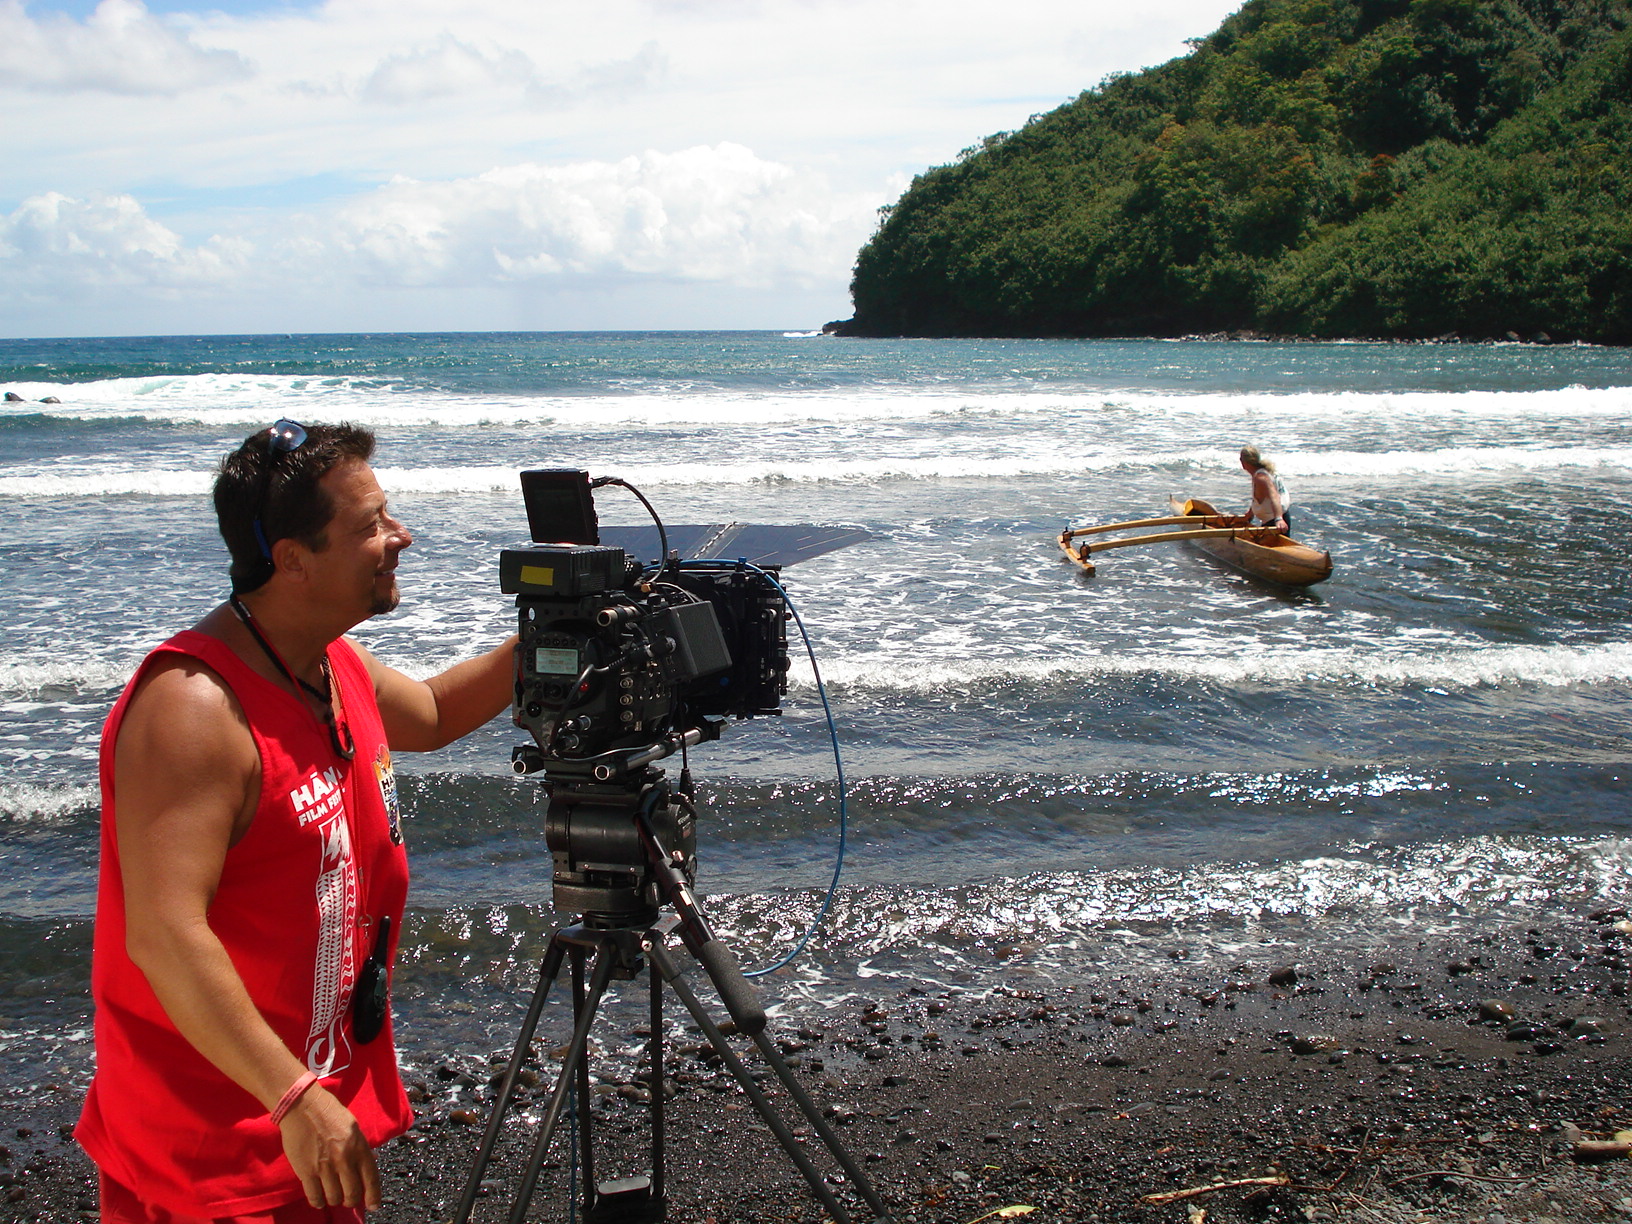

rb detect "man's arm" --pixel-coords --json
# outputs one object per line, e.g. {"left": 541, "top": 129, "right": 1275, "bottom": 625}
{"left": 113, "top": 659, "right": 382, "bottom": 1211}
{"left": 356, "top": 635, "right": 518, "bottom": 753}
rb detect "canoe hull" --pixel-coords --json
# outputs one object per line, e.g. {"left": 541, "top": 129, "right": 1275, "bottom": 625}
{"left": 1166, "top": 496, "right": 1333, "bottom": 587}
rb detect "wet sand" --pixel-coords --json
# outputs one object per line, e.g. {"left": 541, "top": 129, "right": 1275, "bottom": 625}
{"left": 4, "top": 909, "right": 1631, "bottom": 1223}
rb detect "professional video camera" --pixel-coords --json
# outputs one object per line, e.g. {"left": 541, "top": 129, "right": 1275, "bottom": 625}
{"left": 502, "top": 516, "right": 788, "bottom": 774}
{"left": 499, "top": 469, "right": 790, "bottom": 922}
{"left": 456, "top": 470, "right": 888, "bottom": 1224}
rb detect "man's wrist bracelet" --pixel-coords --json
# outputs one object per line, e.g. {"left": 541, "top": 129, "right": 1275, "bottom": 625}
{"left": 270, "top": 1071, "right": 319, "bottom": 1125}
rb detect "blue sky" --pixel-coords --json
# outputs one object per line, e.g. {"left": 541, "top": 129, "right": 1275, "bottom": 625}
{"left": 0, "top": 0, "right": 1245, "bottom": 337}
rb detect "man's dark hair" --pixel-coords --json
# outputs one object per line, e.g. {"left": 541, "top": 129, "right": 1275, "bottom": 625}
{"left": 215, "top": 422, "right": 377, "bottom": 594}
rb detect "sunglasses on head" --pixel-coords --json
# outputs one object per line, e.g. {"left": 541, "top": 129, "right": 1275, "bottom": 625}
{"left": 251, "top": 419, "right": 309, "bottom": 561}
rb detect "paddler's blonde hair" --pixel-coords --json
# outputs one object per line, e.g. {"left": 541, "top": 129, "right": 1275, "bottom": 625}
{"left": 1239, "top": 445, "right": 1276, "bottom": 473}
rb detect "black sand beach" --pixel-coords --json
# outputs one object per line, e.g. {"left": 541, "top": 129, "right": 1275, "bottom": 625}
{"left": 4, "top": 908, "right": 1631, "bottom": 1224}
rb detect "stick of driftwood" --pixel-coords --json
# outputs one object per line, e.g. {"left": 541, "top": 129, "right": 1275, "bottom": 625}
{"left": 1385, "top": 1169, "right": 1535, "bottom": 1187}
{"left": 1140, "top": 1175, "right": 1291, "bottom": 1206}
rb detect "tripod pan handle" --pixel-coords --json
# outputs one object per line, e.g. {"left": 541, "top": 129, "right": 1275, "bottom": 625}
{"left": 697, "top": 938, "right": 767, "bottom": 1035}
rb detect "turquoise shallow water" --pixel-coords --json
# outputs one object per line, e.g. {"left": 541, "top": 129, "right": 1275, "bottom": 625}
{"left": 2, "top": 331, "right": 1630, "bottom": 1073}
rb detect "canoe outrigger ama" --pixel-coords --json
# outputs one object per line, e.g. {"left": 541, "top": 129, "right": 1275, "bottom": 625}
{"left": 1058, "top": 496, "right": 1333, "bottom": 587}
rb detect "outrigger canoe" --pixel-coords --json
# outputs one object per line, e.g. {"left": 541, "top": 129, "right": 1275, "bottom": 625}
{"left": 1057, "top": 496, "right": 1332, "bottom": 587}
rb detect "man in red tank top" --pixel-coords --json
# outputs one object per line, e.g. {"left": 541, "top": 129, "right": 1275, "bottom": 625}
{"left": 78, "top": 422, "right": 518, "bottom": 1221}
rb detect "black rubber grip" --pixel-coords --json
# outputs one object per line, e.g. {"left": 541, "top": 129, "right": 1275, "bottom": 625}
{"left": 697, "top": 939, "right": 767, "bottom": 1035}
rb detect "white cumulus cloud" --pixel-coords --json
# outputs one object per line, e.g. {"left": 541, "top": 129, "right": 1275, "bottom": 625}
{"left": 321, "top": 143, "right": 875, "bottom": 289}
{"left": 0, "top": 192, "right": 249, "bottom": 291}
{"left": 0, "top": 0, "right": 251, "bottom": 95}
{"left": 361, "top": 33, "right": 538, "bottom": 105}
{"left": 0, "top": 0, "right": 1246, "bottom": 331}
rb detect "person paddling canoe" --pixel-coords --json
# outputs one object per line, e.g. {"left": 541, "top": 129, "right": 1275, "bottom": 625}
{"left": 1239, "top": 445, "right": 1290, "bottom": 533}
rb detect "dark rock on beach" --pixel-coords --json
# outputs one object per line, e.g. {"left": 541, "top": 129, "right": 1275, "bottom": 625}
{"left": 3, "top": 914, "right": 1631, "bottom": 1222}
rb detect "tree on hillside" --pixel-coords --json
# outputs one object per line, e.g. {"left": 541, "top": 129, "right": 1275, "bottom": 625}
{"left": 842, "top": 0, "right": 1632, "bottom": 343}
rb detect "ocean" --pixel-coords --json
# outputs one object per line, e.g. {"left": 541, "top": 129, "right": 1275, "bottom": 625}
{"left": 3, "top": 330, "right": 1631, "bottom": 1091}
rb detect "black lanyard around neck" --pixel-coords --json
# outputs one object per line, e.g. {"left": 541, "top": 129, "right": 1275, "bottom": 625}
{"left": 228, "top": 595, "right": 355, "bottom": 761}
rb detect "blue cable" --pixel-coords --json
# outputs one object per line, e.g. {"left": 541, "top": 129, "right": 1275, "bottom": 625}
{"left": 676, "top": 560, "right": 848, "bottom": 977}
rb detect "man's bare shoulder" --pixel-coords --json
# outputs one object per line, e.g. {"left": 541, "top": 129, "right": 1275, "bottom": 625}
{"left": 115, "top": 648, "right": 262, "bottom": 842}
{"left": 120, "top": 652, "right": 256, "bottom": 767}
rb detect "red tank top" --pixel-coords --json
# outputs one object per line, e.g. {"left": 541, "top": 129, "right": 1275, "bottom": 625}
{"left": 77, "top": 631, "right": 412, "bottom": 1217}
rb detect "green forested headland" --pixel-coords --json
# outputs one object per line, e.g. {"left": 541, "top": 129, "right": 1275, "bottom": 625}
{"left": 839, "top": 0, "right": 1632, "bottom": 343}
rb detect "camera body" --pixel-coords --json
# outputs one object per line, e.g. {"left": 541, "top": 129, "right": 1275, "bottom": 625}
{"left": 502, "top": 543, "right": 787, "bottom": 773}
{"left": 500, "top": 471, "right": 790, "bottom": 921}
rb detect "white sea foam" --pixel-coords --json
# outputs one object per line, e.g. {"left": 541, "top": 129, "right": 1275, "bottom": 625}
{"left": 0, "top": 658, "right": 134, "bottom": 697}
{"left": 800, "top": 639, "right": 1632, "bottom": 693}
{"left": 0, "top": 781, "right": 96, "bottom": 824}
{"left": 6, "top": 444, "right": 1631, "bottom": 499}
{"left": 5, "top": 374, "right": 1631, "bottom": 432}
{"left": 11, "top": 639, "right": 1630, "bottom": 702}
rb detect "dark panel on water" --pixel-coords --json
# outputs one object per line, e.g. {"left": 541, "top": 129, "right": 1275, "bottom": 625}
{"left": 598, "top": 523, "right": 870, "bottom": 568}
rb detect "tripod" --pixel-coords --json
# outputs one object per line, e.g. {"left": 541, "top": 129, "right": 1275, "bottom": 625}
{"left": 451, "top": 796, "right": 890, "bottom": 1224}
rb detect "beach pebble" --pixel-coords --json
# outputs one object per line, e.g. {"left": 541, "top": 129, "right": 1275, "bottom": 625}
{"left": 822, "top": 1102, "right": 859, "bottom": 1125}
{"left": 1505, "top": 1021, "right": 1549, "bottom": 1042}
{"left": 1479, "top": 999, "right": 1517, "bottom": 1023}
{"left": 1267, "top": 966, "right": 1298, "bottom": 987}
{"left": 1289, "top": 1034, "right": 1334, "bottom": 1055}
{"left": 1567, "top": 1017, "right": 1604, "bottom": 1037}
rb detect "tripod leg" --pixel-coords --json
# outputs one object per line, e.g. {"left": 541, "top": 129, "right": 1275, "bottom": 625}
{"left": 746, "top": 1026, "right": 891, "bottom": 1221}
{"left": 504, "top": 940, "right": 623, "bottom": 1224}
{"left": 452, "top": 934, "right": 570, "bottom": 1224}
{"left": 645, "top": 940, "right": 869, "bottom": 1224}
{"left": 572, "top": 946, "right": 595, "bottom": 1210}
{"left": 648, "top": 955, "right": 666, "bottom": 1207}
